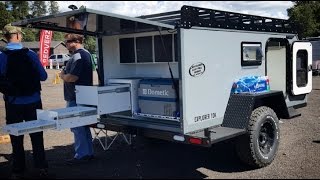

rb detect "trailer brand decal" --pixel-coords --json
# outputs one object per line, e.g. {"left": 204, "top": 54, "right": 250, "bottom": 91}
{"left": 194, "top": 113, "right": 216, "bottom": 122}
{"left": 189, "top": 62, "right": 205, "bottom": 77}
{"left": 142, "top": 89, "right": 169, "bottom": 96}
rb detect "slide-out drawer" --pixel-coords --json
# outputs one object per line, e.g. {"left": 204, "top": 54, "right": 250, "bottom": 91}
{"left": 75, "top": 84, "right": 131, "bottom": 115}
{"left": 2, "top": 106, "right": 97, "bottom": 136}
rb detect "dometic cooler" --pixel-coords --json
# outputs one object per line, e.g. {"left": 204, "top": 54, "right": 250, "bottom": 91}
{"left": 137, "top": 78, "right": 179, "bottom": 119}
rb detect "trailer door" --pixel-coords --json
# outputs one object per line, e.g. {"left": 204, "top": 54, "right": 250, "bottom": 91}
{"left": 291, "top": 41, "right": 312, "bottom": 95}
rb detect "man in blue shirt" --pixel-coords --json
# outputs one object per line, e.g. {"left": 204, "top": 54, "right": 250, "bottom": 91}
{"left": 59, "top": 33, "right": 94, "bottom": 165}
{"left": 0, "top": 24, "right": 49, "bottom": 178}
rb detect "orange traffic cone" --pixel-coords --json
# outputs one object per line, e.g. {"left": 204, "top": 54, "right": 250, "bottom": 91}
{"left": 52, "top": 71, "right": 61, "bottom": 84}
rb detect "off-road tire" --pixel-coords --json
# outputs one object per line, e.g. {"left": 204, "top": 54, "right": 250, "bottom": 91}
{"left": 235, "top": 106, "right": 280, "bottom": 168}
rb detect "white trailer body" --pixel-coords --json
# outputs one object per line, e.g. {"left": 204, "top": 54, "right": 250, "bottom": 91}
{"left": 97, "top": 27, "right": 311, "bottom": 134}
{"left": 2, "top": 5, "right": 313, "bottom": 168}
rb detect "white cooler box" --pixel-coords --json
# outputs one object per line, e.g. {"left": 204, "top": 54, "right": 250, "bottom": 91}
{"left": 2, "top": 106, "right": 98, "bottom": 136}
{"left": 75, "top": 84, "right": 131, "bottom": 115}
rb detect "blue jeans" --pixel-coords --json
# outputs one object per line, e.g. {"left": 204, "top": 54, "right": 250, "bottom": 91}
{"left": 66, "top": 101, "right": 94, "bottom": 159}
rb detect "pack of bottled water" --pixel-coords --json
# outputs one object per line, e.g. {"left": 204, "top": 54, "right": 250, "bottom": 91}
{"left": 231, "top": 76, "right": 270, "bottom": 94}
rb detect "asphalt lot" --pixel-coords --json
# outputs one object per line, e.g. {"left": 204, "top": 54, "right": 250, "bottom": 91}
{"left": 0, "top": 69, "right": 319, "bottom": 179}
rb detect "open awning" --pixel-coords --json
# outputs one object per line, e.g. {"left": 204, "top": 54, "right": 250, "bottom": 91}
{"left": 12, "top": 8, "right": 175, "bottom": 36}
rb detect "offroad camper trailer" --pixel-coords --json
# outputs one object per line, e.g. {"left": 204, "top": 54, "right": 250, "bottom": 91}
{"left": 2, "top": 5, "right": 313, "bottom": 168}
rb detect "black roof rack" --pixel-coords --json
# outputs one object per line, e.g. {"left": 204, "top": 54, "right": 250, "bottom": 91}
{"left": 138, "top": 5, "right": 297, "bottom": 34}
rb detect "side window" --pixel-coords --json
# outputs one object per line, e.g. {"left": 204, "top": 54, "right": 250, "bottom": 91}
{"left": 136, "top": 36, "right": 153, "bottom": 63}
{"left": 154, "top": 34, "right": 173, "bottom": 62}
{"left": 296, "top": 50, "right": 308, "bottom": 87}
{"left": 119, "top": 33, "right": 177, "bottom": 64}
{"left": 57, "top": 55, "right": 63, "bottom": 59}
{"left": 241, "top": 42, "right": 263, "bottom": 66}
{"left": 119, "top": 38, "right": 135, "bottom": 63}
{"left": 49, "top": 55, "right": 56, "bottom": 59}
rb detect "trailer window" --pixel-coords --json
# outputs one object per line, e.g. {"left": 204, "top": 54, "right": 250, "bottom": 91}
{"left": 296, "top": 50, "right": 308, "bottom": 87}
{"left": 154, "top": 34, "right": 173, "bottom": 62}
{"left": 136, "top": 36, "right": 153, "bottom": 63}
{"left": 119, "top": 33, "right": 178, "bottom": 64}
{"left": 120, "top": 38, "right": 135, "bottom": 63}
{"left": 241, "top": 42, "right": 263, "bottom": 66}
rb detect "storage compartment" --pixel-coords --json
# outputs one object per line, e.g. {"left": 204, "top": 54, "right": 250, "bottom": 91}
{"left": 137, "top": 78, "right": 180, "bottom": 119}
{"left": 2, "top": 106, "right": 97, "bottom": 136}
{"left": 107, "top": 78, "right": 141, "bottom": 114}
{"left": 75, "top": 84, "right": 131, "bottom": 115}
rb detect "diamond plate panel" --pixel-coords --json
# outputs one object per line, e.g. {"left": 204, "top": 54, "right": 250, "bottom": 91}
{"left": 222, "top": 94, "right": 255, "bottom": 129}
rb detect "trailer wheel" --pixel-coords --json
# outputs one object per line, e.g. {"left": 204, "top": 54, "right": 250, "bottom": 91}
{"left": 235, "top": 106, "right": 280, "bottom": 168}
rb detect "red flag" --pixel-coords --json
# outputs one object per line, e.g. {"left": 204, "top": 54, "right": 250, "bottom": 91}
{"left": 39, "top": 30, "right": 53, "bottom": 67}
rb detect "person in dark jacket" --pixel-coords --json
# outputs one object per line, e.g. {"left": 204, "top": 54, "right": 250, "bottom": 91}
{"left": 0, "top": 24, "right": 49, "bottom": 178}
{"left": 59, "top": 33, "right": 94, "bottom": 165}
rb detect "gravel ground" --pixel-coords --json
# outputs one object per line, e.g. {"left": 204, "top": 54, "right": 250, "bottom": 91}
{"left": 0, "top": 69, "right": 319, "bottom": 179}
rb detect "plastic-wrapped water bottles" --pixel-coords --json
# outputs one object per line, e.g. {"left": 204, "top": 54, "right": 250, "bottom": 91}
{"left": 231, "top": 76, "right": 270, "bottom": 94}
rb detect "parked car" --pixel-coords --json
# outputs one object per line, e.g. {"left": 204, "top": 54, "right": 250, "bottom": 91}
{"left": 49, "top": 54, "right": 70, "bottom": 67}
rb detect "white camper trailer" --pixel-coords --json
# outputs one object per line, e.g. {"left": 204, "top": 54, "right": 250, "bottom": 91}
{"left": 2, "top": 5, "right": 313, "bottom": 168}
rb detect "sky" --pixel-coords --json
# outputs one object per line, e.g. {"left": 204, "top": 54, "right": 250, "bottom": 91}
{"left": 56, "top": 1, "right": 294, "bottom": 19}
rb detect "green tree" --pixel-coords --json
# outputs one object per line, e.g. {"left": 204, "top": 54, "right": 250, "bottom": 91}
{"left": 48, "top": 1, "right": 59, "bottom": 14}
{"left": 8, "top": 1, "right": 29, "bottom": 20}
{"left": 287, "top": 1, "right": 320, "bottom": 38}
{"left": 48, "top": 1, "right": 64, "bottom": 41}
{"left": 31, "top": 1, "right": 47, "bottom": 17}
{"left": 0, "top": 2, "right": 14, "bottom": 29}
{"left": 22, "top": 28, "right": 37, "bottom": 41}
{"left": 52, "top": 31, "right": 64, "bottom": 41}
{"left": 84, "top": 36, "right": 96, "bottom": 54}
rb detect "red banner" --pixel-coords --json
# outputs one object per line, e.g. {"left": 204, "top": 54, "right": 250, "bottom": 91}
{"left": 39, "top": 30, "right": 53, "bottom": 67}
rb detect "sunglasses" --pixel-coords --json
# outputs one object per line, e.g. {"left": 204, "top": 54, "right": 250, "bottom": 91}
{"left": 64, "top": 39, "right": 77, "bottom": 44}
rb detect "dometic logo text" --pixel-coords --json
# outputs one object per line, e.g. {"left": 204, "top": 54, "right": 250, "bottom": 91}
{"left": 142, "top": 89, "right": 169, "bottom": 96}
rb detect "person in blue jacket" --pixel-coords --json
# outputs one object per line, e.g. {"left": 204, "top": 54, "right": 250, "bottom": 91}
{"left": 0, "top": 24, "right": 49, "bottom": 178}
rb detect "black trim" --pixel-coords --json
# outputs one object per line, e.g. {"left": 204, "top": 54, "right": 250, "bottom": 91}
{"left": 25, "top": 21, "right": 97, "bottom": 36}
{"left": 177, "top": 28, "right": 183, "bottom": 124}
{"left": 97, "top": 15, "right": 104, "bottom": 86}
{"left": 223, "top": 91, "right": 290, "bottom": 129}
{"left": 241, "top": 42, "right": 262, "bottom": 66}
{"left": 292, "top": 102, "right": 307, "bottom": 109}
{"left": 92, "top": 121, "right": 211, "bottom": 147}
